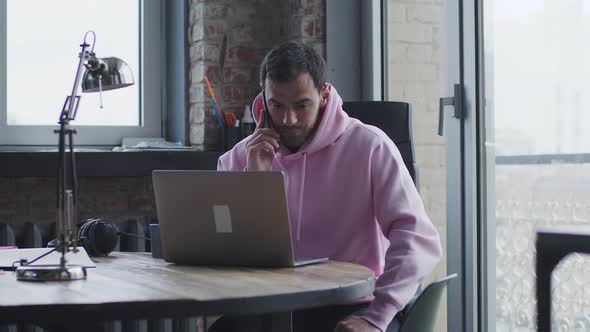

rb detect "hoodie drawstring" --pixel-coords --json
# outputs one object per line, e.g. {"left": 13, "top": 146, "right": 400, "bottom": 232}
{"left": 296, "top": 153, "right": 307, "bottom": 242}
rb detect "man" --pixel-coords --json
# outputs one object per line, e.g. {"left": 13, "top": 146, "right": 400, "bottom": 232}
{"left": 214, "top": 41, "right": 442, "bottom": 332}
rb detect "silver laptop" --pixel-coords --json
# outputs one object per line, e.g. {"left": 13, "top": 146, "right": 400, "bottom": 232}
{"left": 152, "top": 170, "right": 327, "bottom": 267}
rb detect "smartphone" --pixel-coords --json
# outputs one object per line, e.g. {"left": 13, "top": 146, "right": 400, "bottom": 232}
{"left": 261, "top": 90, "right": 271, "bottom": 129}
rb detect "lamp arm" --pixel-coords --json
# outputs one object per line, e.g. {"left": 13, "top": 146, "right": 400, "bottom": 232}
{"left": 55, "top": 33, "right": 97, "bottom": 259}
{"left": 60, "top": 45, "right": 90, "bottom": 121}
{"left": 61, "top": 31, "right": 97, "bottom": 122}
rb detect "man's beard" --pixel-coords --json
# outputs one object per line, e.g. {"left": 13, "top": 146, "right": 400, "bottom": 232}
{"left": 278, "top": 128, "right": 307, "bottom": 151}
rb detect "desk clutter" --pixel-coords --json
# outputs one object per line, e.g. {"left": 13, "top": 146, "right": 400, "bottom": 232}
{"left": 0, "top": 219, "right": 157, "bottom": 272}
{"left": 37, "top": 218, "right": 151, "bottom": 257}
{"left": 0, "top": 219, "right": 154, "bottom": 257}
{"left": 0, "top": 247, "right": 96, "bottom": 270}
{"left": 112, "top": 137, "right": 198, "bottom": 152}
{"left": 0, "top": 221, "right": 160, "bottom": 330}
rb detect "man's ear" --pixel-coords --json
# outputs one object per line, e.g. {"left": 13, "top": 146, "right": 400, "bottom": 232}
{"left": 320, "top": 84, "right": 330, "bottom": 106}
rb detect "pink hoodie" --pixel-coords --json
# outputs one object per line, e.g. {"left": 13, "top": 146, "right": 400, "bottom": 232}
{"left": 217, "top": 85, "right": 442, "bottom": 331}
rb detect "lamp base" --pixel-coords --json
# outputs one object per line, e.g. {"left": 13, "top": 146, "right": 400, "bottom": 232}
{"left": 16, "top": 264, "right": 87, "bottom": 281}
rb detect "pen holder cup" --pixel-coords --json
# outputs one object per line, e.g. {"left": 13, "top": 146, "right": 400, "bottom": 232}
{"left": 219, "top": 127, "right": 242, "bottom": 151}
{"left": 149, "top": 224, "right": 162, "bottom": 259}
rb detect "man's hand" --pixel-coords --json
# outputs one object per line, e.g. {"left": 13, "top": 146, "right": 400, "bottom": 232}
{"left": 334, "top": 316, "right": 381, "bottom": 332}
{"left": 245, "top": 111, "right": 280, "bottom": 171}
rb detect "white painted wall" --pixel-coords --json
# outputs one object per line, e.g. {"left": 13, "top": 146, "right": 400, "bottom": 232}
{"left": 387, "top": 1, "right": 447, "bottom": 331}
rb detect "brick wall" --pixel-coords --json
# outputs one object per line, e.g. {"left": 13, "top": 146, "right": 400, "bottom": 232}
{"left": 188, "top": 0, "right": 326, "bottom": 150}
{"left": 387, "top": 0, "right": 447, "bottom": 331}
{"left": 0, "top": 176, "right": 156, "bottom": 246}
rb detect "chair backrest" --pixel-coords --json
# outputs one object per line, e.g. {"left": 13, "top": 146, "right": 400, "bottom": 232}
{"left": 342, "top": 101, "right": 418, "bottom": 187}
{"left": 399, "top": 274, "right": 457, "bottom": 332}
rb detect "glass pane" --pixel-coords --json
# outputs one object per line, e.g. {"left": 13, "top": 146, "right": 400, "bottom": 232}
{"left": 386, "top": 0, "right": 448, "bottom": 330}
{"left": 552, "top": 254, "right": 590, "bottom": 331}
{"left": 7, "top": 0, "right": 140, "bottom": 126}
{"left": 485, "top": 0, "right": 590, "bottom": 330}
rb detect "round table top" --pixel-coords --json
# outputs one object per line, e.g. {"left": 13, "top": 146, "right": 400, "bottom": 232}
{"left": 0, "top": 252, "right": 375, "bottom": 324}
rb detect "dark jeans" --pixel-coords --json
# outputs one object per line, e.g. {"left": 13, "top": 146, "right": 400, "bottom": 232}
{"left": 208, "top": 303, "right": 401, "bottom": 332}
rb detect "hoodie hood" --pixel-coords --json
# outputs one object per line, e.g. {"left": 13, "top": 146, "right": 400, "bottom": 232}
{"left": 250, "top": 84, "right": 357, "bottom": 243}
{"left": 251, "top": 84, "right": 354, "bottom": 155}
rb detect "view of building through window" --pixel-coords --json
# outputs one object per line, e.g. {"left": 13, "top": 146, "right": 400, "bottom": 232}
{"left": 388, "top": 0, "right": 590, "bottom": 330}
{"left": 486, "top": 0, "right": 590, "bottom": 330}
{"left": 6, "top": 0, "right": 140, "bottom": 126}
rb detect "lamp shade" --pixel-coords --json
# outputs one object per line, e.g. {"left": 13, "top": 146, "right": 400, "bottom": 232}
{"left": 82, "top": 57, "right": 134, "bottom": 92}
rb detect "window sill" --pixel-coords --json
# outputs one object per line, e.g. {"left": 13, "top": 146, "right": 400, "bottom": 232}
{"left": 0, "top": 146, "right": 223, "bottom": 177}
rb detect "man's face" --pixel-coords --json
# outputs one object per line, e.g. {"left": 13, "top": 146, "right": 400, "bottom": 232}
{"left": 264, "top": 73, "right": 327, "bottom": 151}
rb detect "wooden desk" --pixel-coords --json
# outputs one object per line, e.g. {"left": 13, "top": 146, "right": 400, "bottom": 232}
{"left": 0, "top": 252, "right": 375, "bottom": 331}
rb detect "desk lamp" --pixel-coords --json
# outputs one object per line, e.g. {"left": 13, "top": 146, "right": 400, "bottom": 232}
{"left": 16, "top": 31, "right": 134, "bottom": 281}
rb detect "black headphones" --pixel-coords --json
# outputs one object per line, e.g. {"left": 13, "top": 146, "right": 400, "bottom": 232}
{"left": 77, "top": 218, "right": 119, "bottom": 257}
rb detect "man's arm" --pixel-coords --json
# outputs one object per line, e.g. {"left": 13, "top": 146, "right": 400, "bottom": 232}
{"left": 359, "top": 139, "right": 443, "bottom": 331}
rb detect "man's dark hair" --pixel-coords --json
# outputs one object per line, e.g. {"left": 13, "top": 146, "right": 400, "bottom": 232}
{"left": 260, "top": 40, "right": 326, "bottom": 91}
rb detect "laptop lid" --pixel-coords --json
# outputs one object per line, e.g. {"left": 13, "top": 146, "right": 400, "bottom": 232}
{"left": 152, "top": 170, "right": 296, "bottom": 267}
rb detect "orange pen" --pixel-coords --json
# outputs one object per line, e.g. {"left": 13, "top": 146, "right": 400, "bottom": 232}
{"left": 204, "top": 76, "right": 224, "bottom": 125}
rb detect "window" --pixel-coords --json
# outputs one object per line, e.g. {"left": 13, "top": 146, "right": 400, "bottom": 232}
{"left": 485, "top": 0, "right": 590, "bottom": 330}
{"left": 0, "top": 0, "right": 163, "bottom": 145}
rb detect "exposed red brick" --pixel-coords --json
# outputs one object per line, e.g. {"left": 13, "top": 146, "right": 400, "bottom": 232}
{"left": 128, "top": 194, "right": 156, "bottom": 212}
{"left": 203, "top": 3, "right": 229, "bottom": 19}
{"left": 7, "top": 177, "right": 156, "bottom": 229}
{"left": 0, "top": 213, "right": 13, "bottom": 224}
{"left": 303, "top": 19, "right": 315, "bottom": 38}
{"left": 189, "top": 0, "right": 326, "bottom": 150}
{"left": 77, "top": 195, "right": 96, "bottom": 212}
{"left": 29, "top": 195, "right": 56, "bottom": 214}
{"left": 0, "top": 178, "right": 16, "bottom": 193}
{"left": 230, "top": 24, "right": 254, "bottom": 43}
{"left": 195, "top": 0, "right": 229, "bottom": 3}
{"left": 0, "top": 195, "right": 18, "bottom": 211}
{"left": 223, "top": 67, "right": 252, "bottom": 83}
{"left": 206, "top": 65, "right": 221, "bottom": 83}
{"left": 94, "top": 194, "right": 129, "bottom": 212}
{"left": 15, "top": 177, "right": 55, "bottom": 193}
{"left": 227, "top": 5, "right": 256, "bottom": 21}
{"left": 204, "top": 21, "right": 226, "bottom": 40}
{"left": 226, "top": 46, "right": 258, "bottom": 64}
{"left": 204, "top": 43, "right": 221, "bottom": 63}
{"left": 315, "top": 16, "right": 325, "bottom": 37}
{"left": 222, "top": 86, "right": 252, "bottom": 105}
{"left": 303, "top": 0, "right": 323, "bottom": 16}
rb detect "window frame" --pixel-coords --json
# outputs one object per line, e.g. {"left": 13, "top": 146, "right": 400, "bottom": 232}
{"left": 0, "top": 0, "right": 164, "bottom": 146}
{"left": 326, "top": 0, "right": 382, "bottom": 102}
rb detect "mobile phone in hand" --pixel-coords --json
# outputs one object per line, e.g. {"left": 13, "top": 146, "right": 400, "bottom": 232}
{"left": 261, "top": 90, "right": 271, "bottom": 129}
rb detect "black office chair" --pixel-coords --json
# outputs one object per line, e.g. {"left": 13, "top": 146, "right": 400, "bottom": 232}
{"left": 342, "top": 101, "right": 418, "bottom": 189}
